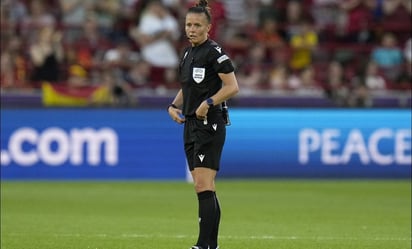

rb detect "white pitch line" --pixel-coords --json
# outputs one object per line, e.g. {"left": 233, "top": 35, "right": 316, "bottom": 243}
{"left": 5, "top": 233, "right": 411, "bottom": 241}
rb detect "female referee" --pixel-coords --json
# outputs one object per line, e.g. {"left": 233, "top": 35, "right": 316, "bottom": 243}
{"left": 167, "top": 1, "right": 239, "bottom": 248}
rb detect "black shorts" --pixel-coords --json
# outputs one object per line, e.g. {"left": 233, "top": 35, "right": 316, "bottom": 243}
{"left": 184, "top": 111, "right": 226, "bottom": 171}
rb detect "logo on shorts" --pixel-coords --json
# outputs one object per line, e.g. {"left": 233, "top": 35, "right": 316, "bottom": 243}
{"left": 198, "top": 154, "right": 205, "bottom": 162}
{"left": 212, "top": 124, "right": 217, "bottom": 131}
{"left": 192, "top": 67, "right": 205, "bottom": 83}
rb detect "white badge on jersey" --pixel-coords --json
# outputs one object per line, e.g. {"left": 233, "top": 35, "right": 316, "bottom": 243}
{"left": 192, "top": 67, "right": 205, "bottom": 83}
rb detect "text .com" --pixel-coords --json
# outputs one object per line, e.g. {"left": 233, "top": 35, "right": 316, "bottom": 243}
{"left": 1, "top": 127, "right": 118, "bottom": 167}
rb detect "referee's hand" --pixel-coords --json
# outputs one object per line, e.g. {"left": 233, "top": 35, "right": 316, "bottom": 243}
{"left": 168, "top": 106, "right": 185, "bottom": 124}
{"left": 195, "top": 101, "right": 209, "bottom": 121}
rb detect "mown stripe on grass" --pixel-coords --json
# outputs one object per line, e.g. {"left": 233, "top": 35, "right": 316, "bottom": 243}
{"left": 4, "top": 233, "right": 411, "bottom": 241}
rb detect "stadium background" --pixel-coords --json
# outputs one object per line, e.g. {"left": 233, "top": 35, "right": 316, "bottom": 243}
{"left": 1, "top": 0, "right": 411, "bottom": 179}
{"left": 1, "top": 1, "right": 411, "bottom": 249}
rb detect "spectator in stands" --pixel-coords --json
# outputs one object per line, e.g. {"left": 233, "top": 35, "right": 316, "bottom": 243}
{"left": 253, "top": 17, "right": 285, "bottom": 61}
{"left": 364, "top": 60, "right": 386, "bottom": 90}
{"left": 69, "top": 15, "right": 112, "bottom": 74}
{"left": 268, "top": 42, "right": 291, "bottom": 67}
{"left": 395, "top": 37, "right": 412, "bottom": 88}
{"left": 348, "top": 83, "right": 371, "bottom": 107}
{"left": 281, "top": 0, "right": 310, "bottom": 40}
{"left": 295, "top": 65, "right": 323, "bottom": 94}
{"left": 382, "top": 0, "right": 411, "bottom": 16}
{"left": 124, "top": 59, "right": 151, "bottom": 89}
{"left": 129, "top": 0, "right": 180, "bottom": 89}
{"left": 286, "top": 68, "right": 301, "bottom": 90}
{"left": 110, "top": 0, "right": 142, "bottom": 42}
{"left": 162, "top": 0, "right": 181, "bottom": 11}
{"left": 349, "top": 62, "right": 376, "bottom": 107}
{"left": 311, "top": 0, "right": 340, "bottom": 28}
{"left": 338, "top": 0, "right": 378, "bottom": 43}
{"left": 21, "top": 0, "right": 56, "bottom": 41}
{"left": 311, "top": 0, "right": 343, "bottom": 41}
{"left": 0, "top": 35, "right": 28, "bottom": 90}
{"left": 43, "top": 0, "right": 62, "bottom": 19}
{"left": 61, "top": 0, "right": 121, "bottom": 40}
{"left": 90, "top": 69, "right": 135, "bottom": 107}
{"left": 271, "top": 62, "right": 329, "bottom": 94}
{"left": 371, "top": 32, "right": 403, "bottom": 81}
{"left": 288, "top": 19, "right": 318, "bottom": 71}
{"left": 236, "top": 43, "right": 268, "bottom": 93}
{"left": 257, "top": 0, "right": 278, "bottom": 29}
{"left": 29, "top": 26, "right": 64, "bottom": 85}
{"left": 220, "top": 0, "right": 250, "bottom": 40}
{"left": 323, "top": 60, "right": 350, "bottom": 106}
{"left": 404, "top": 38, "right": 412, "bottom": 64}
{"left": 58, "top": 0, "right": 94, "bottom": 43}
{"left": 67, "top": 64, "right": 88, "bottom": 87}
{"left": 218, "top": 0, "right": 257, "bottom": 63}
{"left": 1, "top": 0, "right": 27, "bottom": 23}
{"left": 268, "top": 63, "right": 290, "bottom": 90}
{"left": 219, "top": 28, "right": 252, "bottom": 68}
{"left": 395, "top": 64, "right": 412, "bottom": 89}
{"left": 102, "top": 38, "right": 140, "bottom": 79}
{"left": 0, "top": 0, "right": 28, "bottom": 37}
{"left": 92, "top": 1, "right": 123, "bottom": 38}
{"left": 61, "top": 0, "right": 128, "bottom": 41}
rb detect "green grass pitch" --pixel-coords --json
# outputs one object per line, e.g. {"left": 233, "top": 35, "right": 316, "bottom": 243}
{"left": 1, "top": 180, "right": 411, "bottom": 249}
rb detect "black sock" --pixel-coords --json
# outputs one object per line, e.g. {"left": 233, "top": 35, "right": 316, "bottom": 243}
{"left": 209, "top": 192, "right": 221, "bottom": 249}
{"left": 196, "top": 190, "right": 216, "bottom": 248}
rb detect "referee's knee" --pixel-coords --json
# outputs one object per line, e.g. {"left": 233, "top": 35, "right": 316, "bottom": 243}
{"left": 193, "top": 180, "right": 215, "bottom": 193}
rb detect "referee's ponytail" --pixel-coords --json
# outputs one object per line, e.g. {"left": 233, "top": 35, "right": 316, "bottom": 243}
{"left": 188, "top": 0, "right": 212, "bottom": 23}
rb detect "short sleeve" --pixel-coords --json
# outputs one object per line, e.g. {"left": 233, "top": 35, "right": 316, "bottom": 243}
{"left": 208, "top": 45, "right": 235, "bottom": 74}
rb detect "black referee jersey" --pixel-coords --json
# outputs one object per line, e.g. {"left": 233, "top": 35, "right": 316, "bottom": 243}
{"left": 179, "top": 39, "right": 235, "bottom": 116}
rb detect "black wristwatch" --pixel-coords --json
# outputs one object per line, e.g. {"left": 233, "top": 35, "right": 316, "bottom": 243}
{"left": 206, "top": 98, "right": 214, "bottom": 107}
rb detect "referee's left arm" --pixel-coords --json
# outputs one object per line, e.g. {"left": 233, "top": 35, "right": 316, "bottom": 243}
{"left": 204, "top": 72, "right": 239, "bottom": 107}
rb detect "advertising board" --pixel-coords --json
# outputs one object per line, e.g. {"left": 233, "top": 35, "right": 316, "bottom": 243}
{"left": 1, "top": 109, "right": 410, "bottom": 179}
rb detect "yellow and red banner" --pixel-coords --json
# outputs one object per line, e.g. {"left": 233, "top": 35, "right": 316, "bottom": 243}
{"left": 42, "top": 82, "right": 110, "bottom": 106}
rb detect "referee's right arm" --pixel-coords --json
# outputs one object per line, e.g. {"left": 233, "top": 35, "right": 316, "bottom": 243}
{"left": 168, "top": 89, "right": 185, "bottom": 124}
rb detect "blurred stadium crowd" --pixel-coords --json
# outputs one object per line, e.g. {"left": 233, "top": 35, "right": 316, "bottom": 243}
{"left": 1, "top": 0, "right": 411, "bottom": 107}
